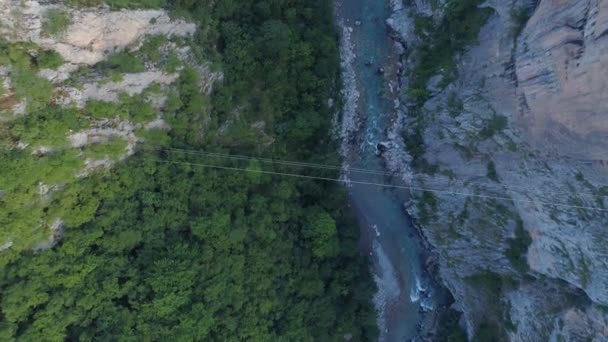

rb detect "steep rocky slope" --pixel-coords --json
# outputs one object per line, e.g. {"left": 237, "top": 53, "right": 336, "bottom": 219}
{"left": 0, "top": 0, "right": 220, "bottom": 253}
{"left": 386, "top": 0, "right": 608, "bottom": 339}
{"left": 516, "top": 0, "right": 608, "bottom": 161}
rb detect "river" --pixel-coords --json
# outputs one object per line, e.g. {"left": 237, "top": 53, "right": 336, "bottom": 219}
{"left": 335, "top": 0, "right": 440, "bottom": 340}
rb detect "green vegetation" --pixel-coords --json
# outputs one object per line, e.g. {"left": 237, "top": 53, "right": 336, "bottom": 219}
{"left": 403, "top": 124, "right": 425, "bottom": 161}
{"left": 102, "top": 52, "right": 146, "bottom": 73}
{"left": 67, "top": 0, "right": 165, "bottom": 9}
{"left": 84, "top": 93, "right": 158, "bottom": 123}
{"left": 0, "top": 43, "right": 61, "bottom": 109}
{"left": 487, "top": 160, "right": 498, "bottom": 182}
{"left": 10, "top": 107, "right": 85, "bottom": 147}
{"left": 0, "top": 42, "right": 37, "bottom": 68}
{"left": 82, "top": 137, "right": 128, "bottom": 160}
{"left": 447, "top": 91, "right": 463, "bottom": 118}
{"left": 467, "top": 271, "right": 516, "bottom": 299}
{"left": 108, "top": 70, "right": 124, "bottom": 82}
{"left": 403, "top": 0, "right": 493, "bottom": 166}
{"left": 473, "top": 322, "right": 503, "bottom": 342}
{"left": 106, "top": 0, "right": 164, "bottom": 8}
{"left": 479, "top": 114, "right": 508, "bottom": 139}
{"left": 578, "top": 248, "right": 591, "bottom": 287}
{"left": 36, "top": 50, "right": 64, "bottom": 70}
{"left": 510, "top": 6, "right": 530, "bottom": 39}
{"left": 42, "top": 9, "right": 71, "bottom": 37}
{"left": 408, "top": 0, "right": 494, "bottom": 107}
{"left": 505, "top": 219, "right": 532, "bottom": 272}
{"left": 10, "top": 68, "right": 54, "bottom": 109}
{"left": 466, "top": 271, "right": 517, "bottom": 341}
{"left": 401, "top": 116, "right": 439, "bottom": 174}
{"left": 0, "top": 0, "right": 377, "bottom": 340}
{"left": 435, "top": 308, "right": 468, "bottom": 341}
{"left": 84, "top": 100, "right": 124, "bottom": 119}
{"left": 574, "top": 171, "right": 595, "bottom": 190}
{"left": 163, "top": 52, "right": 181, "bottom": 72}
{"left": 418, "top": 191, "right": 439, "bottom": 225}
{"left": 139, "top": 35, "right": 168, "bottom": 63}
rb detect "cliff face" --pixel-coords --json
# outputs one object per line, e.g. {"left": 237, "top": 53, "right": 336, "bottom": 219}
{"left": 387, "top": 0, "right": 608, "bottom": 340}
{"left": 514, "top": 0, "right": 608, "bottom": 317}
{"left": 516, "top": 0, "right": 608, "bottom": 161}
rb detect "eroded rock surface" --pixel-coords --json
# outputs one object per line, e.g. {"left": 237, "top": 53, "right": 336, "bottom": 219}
{"left": 0, "top": 0, "right": 195, "bottom": 65}
{"left": 385, "top": 0, "right": 608, "bottom": 339}
{"left": 57, "top": 71, "right": 179, "bottom": 107}
{"left": 516, "top": 0, "right": 608, "bottom": 160}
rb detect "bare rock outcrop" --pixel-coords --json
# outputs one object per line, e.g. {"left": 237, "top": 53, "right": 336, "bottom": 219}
{"left": 514, "top": 0, "right": 608, "bottom": 308}
{"left": 57, "top": 71, "right": 179, "bottom": 107}
{"left": 0, "top": 0, "right": 195, "bottom": 65}
{"left": 516, "top": 0, "right": 608, "bottom": 161}
{"left": 386, "top": 0, "right": 608, "bottom": 339}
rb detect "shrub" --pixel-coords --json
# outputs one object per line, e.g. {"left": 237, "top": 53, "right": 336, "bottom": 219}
{"left": 473, "top": 322, "right": 502, "bottom": 342}
{"left": 505, "top": 219, "right": 531, "bottom": 272}
{"left": 82, "top": 137, "right": 128, "bottom": 160}
{"left": 84, "top": 100, "right": 126, "bottom": 119}
{"left": 402, "top": 126, "right": 425, "bottom": 161}
{"left": 105, "top": 0, "right": 166, "bottom": 9}
{"left": 10, "top": 68, "right": 54, "bottom": 108}
{"left": 435, "top": 309, "right": 468, "bottom": 342}
{"left": 479, "top": 114, "right": 508, "bottom": 139}
{"left": 447, "top": 91, "right": 463, "bottom": 118}
{"left": 139, "top": 35, "right": 168, "bottom": 63}
{"left": 10, "top": 107, "right": 85, "bottom": 147}
{"left": 66, "top": 0, "right": 104, "bottom": 6}
{"left": 42, "top": 9, "right": 71, "bottom": 37}
{"left": 0, "top": 43, "right": 36, "bottom": 69}
{"left": 163, "top": 52, "right": 181, "bottom": 73}
{"left": 466, "top": 271, "right": 517, "bottom": 295}
{"left": 124, "top": 97, "right": 157, "bottom": 123}
{"left": 108, "top": 71, "right": 124, "bottom": 82}
{"left": 68, "top": 0, "right": 164, "bottom": 8}
{"left": 139, "top": 128, "right": 170, "bottom": 146}
{"left": 103, "top": 52, "right": 145, "bottom": 73}
{"left": 418, "top": 191, "right": 439, "bottom": 224}
{"left": 510, "top": 7, "right": 530, "bottom": 39}
{"left": 37, "top": 50, "right": 64, "bottom": 69}
{"left": 408, "top": 0, "right": 493, "bottom": 106}
{"left": 487, "top": 160, "right": 498, "bottom": 182}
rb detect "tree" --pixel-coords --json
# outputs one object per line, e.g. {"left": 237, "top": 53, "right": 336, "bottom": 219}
{"left": 303, "top": 208, "right": 339, "bottom": 259}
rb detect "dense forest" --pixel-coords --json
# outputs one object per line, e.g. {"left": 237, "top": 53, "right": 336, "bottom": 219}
{"left": 0, "top": 0, "right": 378, "bottom": 340}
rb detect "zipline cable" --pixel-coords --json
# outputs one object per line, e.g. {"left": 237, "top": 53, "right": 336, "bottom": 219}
{"left": 146, "top": 146, "right": 608, "bottom": 200}
{"left": 150, "top": 158, "right": 608, "bottom": 212}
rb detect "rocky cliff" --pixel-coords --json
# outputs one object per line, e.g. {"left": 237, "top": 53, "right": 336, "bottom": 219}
{"left": 516, "top": 0, "right": 608, "bottom": 161}
{"left": 386, "top": 0, "right": 608, "bottom": 340}
{"left": 0, "top": 0, "right": 220, "bottom": 253}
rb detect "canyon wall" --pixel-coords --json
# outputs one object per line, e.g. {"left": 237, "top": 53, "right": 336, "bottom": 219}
{"left": 387, "top": 0, "right": 608, "bottom": 339}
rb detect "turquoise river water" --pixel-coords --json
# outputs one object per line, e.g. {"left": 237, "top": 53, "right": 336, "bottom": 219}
{"left": 336, "top": 0, "right": 441, "bottom": 340}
